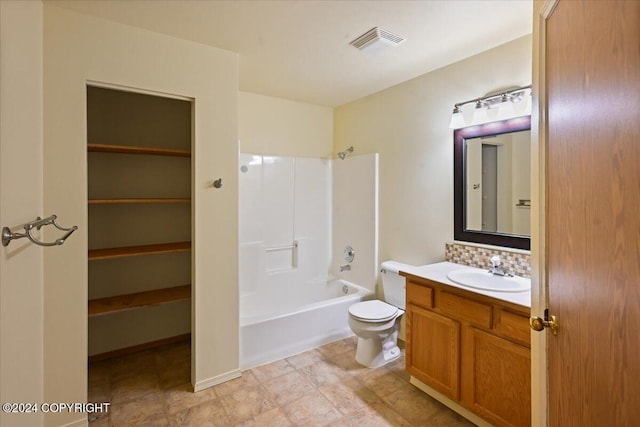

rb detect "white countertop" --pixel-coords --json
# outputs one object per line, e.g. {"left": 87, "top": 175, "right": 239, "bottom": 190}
{"left": 400, "top": 261, "right": 531, "bottom": 308}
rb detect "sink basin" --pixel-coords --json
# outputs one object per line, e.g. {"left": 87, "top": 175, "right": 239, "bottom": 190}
{"left": 446, "top": 269, "right": 531, "bottom": 293}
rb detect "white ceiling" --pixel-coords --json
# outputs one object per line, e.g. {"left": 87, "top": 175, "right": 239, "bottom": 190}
{"left": 48, "top": 0, "right": 532, "bottom": 107}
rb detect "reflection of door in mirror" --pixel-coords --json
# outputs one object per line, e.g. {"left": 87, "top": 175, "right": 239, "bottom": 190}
{"left": 465, "top": 130, "right": 531, "bottom": 235}
{"left": 482, "top": 144, "right": 497, "bottom": 232}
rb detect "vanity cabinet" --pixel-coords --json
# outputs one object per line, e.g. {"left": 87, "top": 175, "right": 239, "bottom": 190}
{"left": 405, "top": 275, "right": 531, "bottom": 427}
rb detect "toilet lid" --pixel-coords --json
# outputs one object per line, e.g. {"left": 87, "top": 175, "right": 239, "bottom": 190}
{"left": 349, "top": 300, "right": 398, "bottom": 322}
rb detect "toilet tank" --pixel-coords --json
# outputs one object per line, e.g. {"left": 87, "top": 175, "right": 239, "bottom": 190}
{"left": 380, "top": 260, "right": 412, "bottom": 310}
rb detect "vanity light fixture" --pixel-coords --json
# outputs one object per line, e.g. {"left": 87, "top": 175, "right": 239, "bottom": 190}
{"left": 472, "top": 100, "right": 489, "bottom": 125}
{"left": 448, "top": 85, "right": 532, "bottom": 129}
{"left": 448, "top": 105, "right": 465, "bottom": 129}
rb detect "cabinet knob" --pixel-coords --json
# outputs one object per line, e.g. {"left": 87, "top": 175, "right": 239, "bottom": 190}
{"left": 213, "top": 178, "right": 223, "bottom": 189}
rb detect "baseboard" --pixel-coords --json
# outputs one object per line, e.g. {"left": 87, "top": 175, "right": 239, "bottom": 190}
{"left": 88, "top": 334, "right": 190, "bottom": 362}
{"left": 193, "top": 369, "right": 242, "bottom": 392}
{"left": 409, "top": 376, "right": 493, "bottom": 427}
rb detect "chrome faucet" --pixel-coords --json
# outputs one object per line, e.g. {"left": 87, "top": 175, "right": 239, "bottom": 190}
{"left": 488, "top": 255, "right": 507, "bottom": 276}
{"left": 340, "top": 264, "right": 351, "bottom": 272}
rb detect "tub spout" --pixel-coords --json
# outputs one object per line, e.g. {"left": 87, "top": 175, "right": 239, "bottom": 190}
{"left": 340, "top": 264, "right": 351, "bottom": 272}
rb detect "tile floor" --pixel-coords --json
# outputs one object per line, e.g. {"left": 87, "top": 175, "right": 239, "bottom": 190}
{"left": 88, "top": 337, "right": 475, "bottom": 426}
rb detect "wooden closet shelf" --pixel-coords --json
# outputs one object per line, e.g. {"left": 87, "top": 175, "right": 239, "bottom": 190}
{"left": 88, "top": 241, "right": 191, "bottom": 260}
{"left": 89, "top": 198, "right": 191, "bottom": 205}
{"left": 88, "top": 285, "right": 191, "bottom": 317}
{"left": 88, "top": 143, "right": 191, "bottom": 157}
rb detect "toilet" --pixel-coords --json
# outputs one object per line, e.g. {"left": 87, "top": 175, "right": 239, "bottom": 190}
{"left": 348, "top": 260, "right": 409, "bottom": 368}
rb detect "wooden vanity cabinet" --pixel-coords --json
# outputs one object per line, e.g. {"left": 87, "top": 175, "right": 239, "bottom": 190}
{"left": 405, "top": 275, "right": 531, "bottom": 427}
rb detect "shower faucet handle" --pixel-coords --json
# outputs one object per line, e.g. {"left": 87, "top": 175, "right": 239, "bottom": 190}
{"left": 344, "top": 246, "right": 355, "bottom": 263}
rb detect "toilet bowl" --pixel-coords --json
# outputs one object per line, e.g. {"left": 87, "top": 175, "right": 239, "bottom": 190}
{"left": 347, "top": 261, "right": 409, "bottom": 368}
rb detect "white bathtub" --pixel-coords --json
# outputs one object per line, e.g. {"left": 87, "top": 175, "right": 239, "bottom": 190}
{"left": 240, "top": 278, "right": 373, "bottom": 369}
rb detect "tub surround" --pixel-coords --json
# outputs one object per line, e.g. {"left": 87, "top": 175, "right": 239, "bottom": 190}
{"left": 239, "top": 153, "right": 378, "bottom": 369}
{"left": 446, "top": 242, "right": 531, "bottom": 278}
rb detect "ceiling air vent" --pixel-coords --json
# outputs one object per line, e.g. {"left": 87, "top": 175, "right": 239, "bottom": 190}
{"left": 350, "top": 27, "right": 405, "bottom": 53}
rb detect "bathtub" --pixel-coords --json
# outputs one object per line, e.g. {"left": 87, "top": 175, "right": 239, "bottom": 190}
{"left": 240, "top": 278, "right": 373, "bottom": 369}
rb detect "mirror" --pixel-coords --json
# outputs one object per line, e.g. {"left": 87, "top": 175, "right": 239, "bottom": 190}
{"left": 454, "top": 116, "right": 531, "bottom": 250}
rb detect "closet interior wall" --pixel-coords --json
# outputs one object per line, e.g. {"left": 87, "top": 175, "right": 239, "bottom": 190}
{"left": 87, "top": 86, "right": 192, "bottom": 357}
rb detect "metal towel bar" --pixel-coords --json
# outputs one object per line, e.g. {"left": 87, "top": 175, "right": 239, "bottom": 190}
{"left": 2, "top": 215, "right": 78, "bottom": 247}
{"left": 265, "top": 242, "right": 298, "bottom": 252}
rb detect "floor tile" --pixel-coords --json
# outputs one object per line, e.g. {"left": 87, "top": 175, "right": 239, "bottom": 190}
{"left": 212, "top": 370, "right": 259, "bottom": 398}
{"left": 285, "top": 348, "right": 325, "bottom": 369}
{"left": 359, "top": 367, "right": 407, "bottom": 398}
{"left": 109, "top": 393, "right": 166, "bottom": 426}
{"left": 333, "top": 401, "right": 413, "bottom": 427}
{"left": 219, "top": 385, "right": 276, "bottom": 424}
{"left": 262, "top": 370, "right": 316, "bottom": 405}
{"left": 317, "top": 337, "right": 357, "bottom": 358}
{"left": 236, "top": 407, "right": 293, "bottom": 427}
{"left": 110, "top": 371, "right": 161, "bottom": 404}
{"left": 318, "top": 377, "right": 380, "bottom": 415}
{"left": 299, "top": 358, "right": 350, "bottom": 387}
{"left": 88, "top": 338, "right": 479, "bottom": 427}
{"left": 250, "top": 359, "right": 296, "bottom": 383}
{"left": 426, "top": 406, "right": 477, "bottom": 427}
{"left": 110, "top": 350, "right": 157, "bottom": 382}
{"left": 381, "top": 383, "right": 442, "bottom": 425}
{"left": 329, "top": 351, "right": 371, "bottom": 376}
{"left": 164, "top": 382, "right": 217, "bottom": 415}
{"left": 168, "top": 400, "right": 229, "bottom": 427}
{"left": 282, "top": 390, "right": 343, "bottom": 427}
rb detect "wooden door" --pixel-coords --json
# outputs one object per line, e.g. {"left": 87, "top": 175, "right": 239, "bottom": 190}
{"left": 546, "top": 0, "right": 640, "bottom": 425}
{"left": 406, "top": 304, "right": 460, "bottom": 399}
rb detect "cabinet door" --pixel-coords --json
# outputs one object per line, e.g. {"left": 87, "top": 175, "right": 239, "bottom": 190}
{"left": 464, "top": 328, "right": 531, "bottom": 427}
{"left": 406, "top": 303, "right": 460, "bottom": 399}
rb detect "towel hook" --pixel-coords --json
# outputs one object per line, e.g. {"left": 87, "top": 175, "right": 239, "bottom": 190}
{"left": 2, "top": 215, "right": 78, "bottom": 247}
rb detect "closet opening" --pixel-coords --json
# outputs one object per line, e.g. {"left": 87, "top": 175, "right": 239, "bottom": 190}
{"left": 86, "top": 85, "right": 193, "bottom": 418}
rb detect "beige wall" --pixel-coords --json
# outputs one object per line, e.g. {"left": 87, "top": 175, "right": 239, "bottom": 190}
{"left": 43, "top": 5, "right": 238, "bottom": 425}
{"left": 334, "top": 35, "right": 532, "bottom": 268}
{"left": 239, "top": 92, "right": 333, "bottom": 157}
{"left": 0, "top": 2, "right": 44, "bottom": 426}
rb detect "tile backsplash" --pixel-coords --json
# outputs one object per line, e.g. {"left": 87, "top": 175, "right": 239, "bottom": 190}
{"left": 445, "top": 242, "right": 531, "bottom": 278}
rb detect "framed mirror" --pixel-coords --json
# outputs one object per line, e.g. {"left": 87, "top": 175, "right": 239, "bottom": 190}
{"left": 454, "top": 116, "right": 531, "bottom": 250}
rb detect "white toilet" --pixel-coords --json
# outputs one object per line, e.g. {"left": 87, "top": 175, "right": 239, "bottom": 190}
{"left": 348, "top": 260, "right": 409, "bottom": 368}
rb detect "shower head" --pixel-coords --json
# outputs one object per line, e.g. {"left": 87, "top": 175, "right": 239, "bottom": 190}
{"left": 337, "top": 146, "right": 354, "bottom": 160}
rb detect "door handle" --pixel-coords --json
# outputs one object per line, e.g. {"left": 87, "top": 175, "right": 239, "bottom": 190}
{"left": 530, "top": 313, "right": 558, "bottom": 336}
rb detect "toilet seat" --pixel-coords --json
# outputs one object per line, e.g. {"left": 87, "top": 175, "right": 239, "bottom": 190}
{"left": 349, "top": 300, "right": 398, "bottom": 323}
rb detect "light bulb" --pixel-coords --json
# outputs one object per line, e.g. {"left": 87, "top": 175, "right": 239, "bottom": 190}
{"left": 449, "top": 106, "right": 465, "bottom": 129}
{"left": 472, "top": 101, "right": 489, "bottom": 125}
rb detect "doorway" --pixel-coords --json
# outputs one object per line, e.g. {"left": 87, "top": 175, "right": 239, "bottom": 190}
{"left": 86, "top": 85, "right": 193, "bottom": 422}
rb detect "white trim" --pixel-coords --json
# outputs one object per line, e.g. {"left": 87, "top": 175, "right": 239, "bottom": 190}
{"left": 86, "top": 80, "right": 193, "bottom": 102}
{"left": 530, "top": 1, "right": 558, "bottom": 426}
{"left": 409, "top": 376, "right": 493, "bottom": 427}
{"left": 193, "top": 369, "right": 241, "bottom": 392}
{"left": 58, "top": 416, "right": 88, "bottom": 427}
